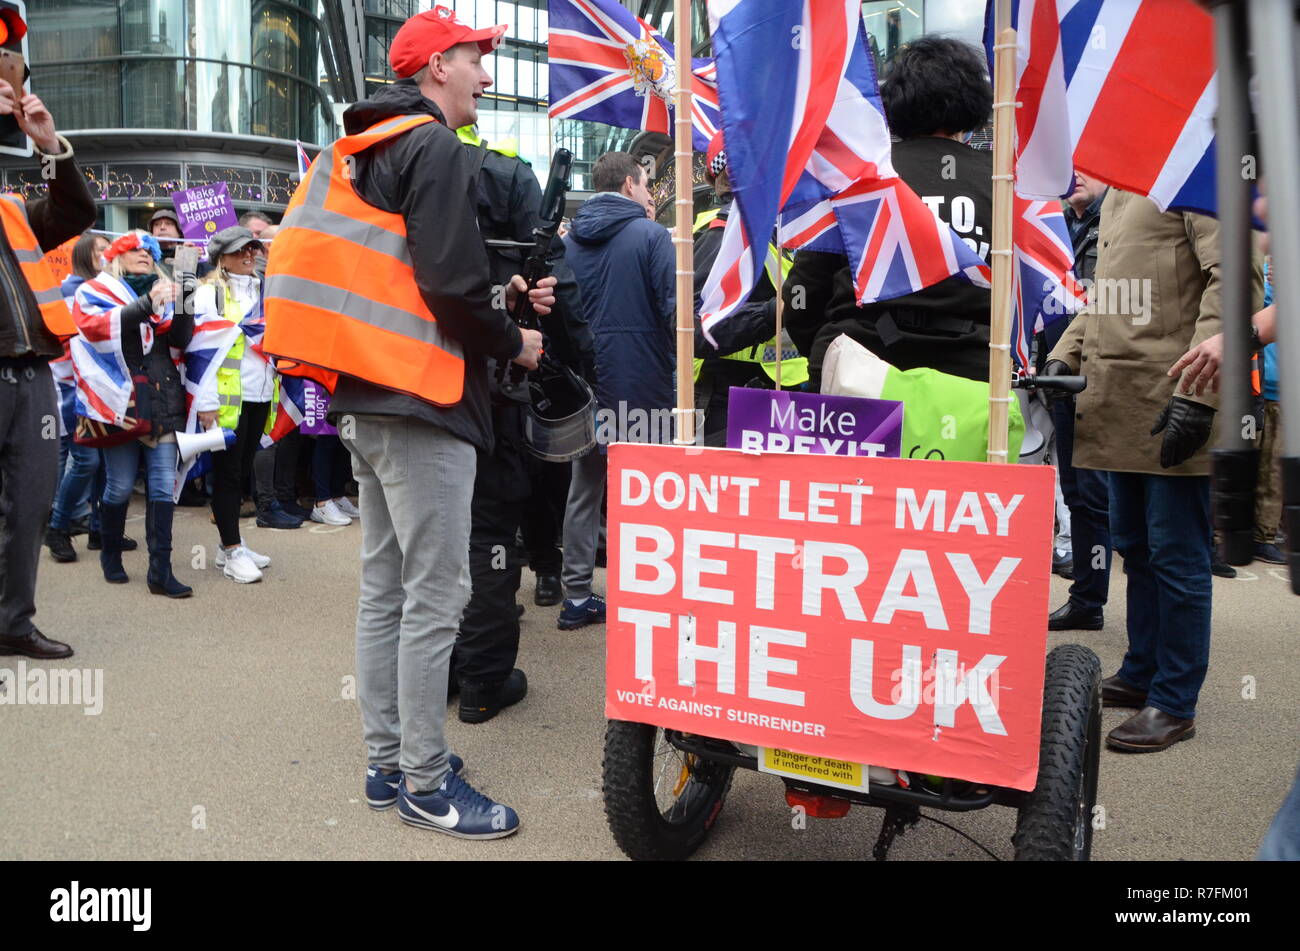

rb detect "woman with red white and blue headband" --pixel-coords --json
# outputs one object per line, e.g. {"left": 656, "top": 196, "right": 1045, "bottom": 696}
{"left": 70, "top": 229, "right": 195, "bottom": 598}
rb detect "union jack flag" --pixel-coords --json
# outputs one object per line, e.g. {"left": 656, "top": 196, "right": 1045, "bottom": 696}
{"left": 70, "top": 274, "right": 176, "bottom": 426}
{"left": 699, "top": 0, "right": 990, "bottom": 341}
{"left": 548, "top": 0, "right": 720, "bottom": 150}
{"left": 986, "top": 0, "right": 1217, "bottom": 214}
{"left": 1010, "top": 197, "right": 1087, "bottom": 368}
{"left": 176, "top": 285, "right": 243, "bottom": 493}
{"left": 50, "top": 344, "right": 75, "bottom": 438}
{"left": 261, "top": 375, "right": 305, "bottom": 448}
{"left": 295, "top": 141, "right": 313, "bottom": 178}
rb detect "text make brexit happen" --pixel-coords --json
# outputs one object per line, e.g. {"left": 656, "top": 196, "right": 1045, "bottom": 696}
{"left": 171, "top": 182, "right": 239, "bottom": 240}
{"left": 605, "top": 444, "right": 1057, "bottom": 791}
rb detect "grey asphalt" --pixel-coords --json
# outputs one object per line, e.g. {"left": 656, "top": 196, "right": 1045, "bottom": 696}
{"left": 2, "top": 500, "right": 1296, "bottom": 861}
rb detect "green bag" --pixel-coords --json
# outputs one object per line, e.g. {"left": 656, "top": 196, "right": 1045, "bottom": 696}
{"left": 822, "top": 335, "right": 1024, "bottom": 463}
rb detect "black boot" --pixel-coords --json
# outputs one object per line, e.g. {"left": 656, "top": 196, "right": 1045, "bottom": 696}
{"left": 87, "top": 530, "right": 135, "bottom": 551}
{"left": 44, "top": 526, "right": 77, "bottom": 563}
{"left": 458, "top": 669, "right": 528, "bottom": 724}
{"left": 146, "top": 501, "right": 193, "bottom": 599}
{"left": 98, "top": 501, "right": 130, "bottom": 584}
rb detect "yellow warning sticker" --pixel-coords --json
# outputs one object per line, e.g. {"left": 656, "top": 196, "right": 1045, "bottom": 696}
{"left": 758, "top": 748, "right": 868, "bottom": 791}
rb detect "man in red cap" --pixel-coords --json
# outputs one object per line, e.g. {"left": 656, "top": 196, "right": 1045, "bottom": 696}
{"left": 265, "top": 4, "right": 549, "bottom": 841}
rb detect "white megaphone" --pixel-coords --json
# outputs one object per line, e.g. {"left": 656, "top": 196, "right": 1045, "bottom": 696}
{"left": 177, "top": 426, "right": 237, "bottom": 466}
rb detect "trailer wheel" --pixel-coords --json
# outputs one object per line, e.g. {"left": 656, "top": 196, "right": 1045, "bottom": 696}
{"left": 1013, "top": 644, "right": 1102, "bottom": 860}
{"left": 602, "top": 720, "right": 735, "bottom": 861}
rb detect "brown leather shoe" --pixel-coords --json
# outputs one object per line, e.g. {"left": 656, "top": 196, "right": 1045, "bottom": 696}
{"left": 0, "top": 628, "right": 74, "bottom": 660}
{"left": 1106, "top": 706, "right": 1195, "bottom": 753}
{"left": 1100, "top": 674, "right": 1147, "bottom": 708}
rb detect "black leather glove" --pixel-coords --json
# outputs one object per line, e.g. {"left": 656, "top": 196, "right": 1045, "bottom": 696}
{"left": 1151, "top": 396, "right": 1215, "bottom": 469}
{"left": 1040, "top": 359, "right": 1072, "bottom": 402}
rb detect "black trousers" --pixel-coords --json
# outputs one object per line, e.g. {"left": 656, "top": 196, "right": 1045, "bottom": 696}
{"left": 253, "top": 427, "right": 302, "bottom": 508}
{"left": 520, "top": 452, "right": 570, "bottom": 577}
{"left": 0, "top": 360, "right": 58, "bottom": 639}
{"left": 210, "top": 401, "right": 270, "bottom": 547}
{"left": 454, "top": 405, "right": 531, "bottom": 687}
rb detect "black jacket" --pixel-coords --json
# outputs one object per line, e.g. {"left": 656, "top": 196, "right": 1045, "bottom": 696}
{"left": 785, "top": 137, "right": 995, "bottom": 387}
{"left": 116, "top": 274, "right": 193, "bottom": 435}
{"left": 0, "top": 150, "right": 97, "bottom": 360}
{"left": 466, "top": 140, "right": 597, "bottom": 498}
{"left": 326, "top": 81, "right": 524, "bottom": 452}
{"left": 468, "top": 143, "right": 596, "bottom": 384}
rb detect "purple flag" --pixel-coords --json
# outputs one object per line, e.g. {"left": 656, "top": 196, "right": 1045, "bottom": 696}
{"left": 172, "top": 183, "right": 239, "bottom": 243}
{"left": 299, "top": 379, "right": 337, "bottom": 436}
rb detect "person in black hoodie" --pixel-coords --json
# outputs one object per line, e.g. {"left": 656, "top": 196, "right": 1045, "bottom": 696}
{"left": 784, "top": 36, "right": 995, "bottom": 386}
{"left": 0, "top": 81, "right": 97, "bottom": 659}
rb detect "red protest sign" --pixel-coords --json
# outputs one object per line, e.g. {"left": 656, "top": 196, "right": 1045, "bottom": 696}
{"left": 605, "top": 444, "right": 1057, "bottom": 791}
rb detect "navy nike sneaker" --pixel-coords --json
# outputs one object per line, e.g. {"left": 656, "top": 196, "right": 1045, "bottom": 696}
{"left": 396, "top": 770, "right": 520, "bottom": 839}
{"left": 365, "top": 754, "right": 463, "bottom": 810}
{"left": 557, "top": 594, "right": 607, "bottom": 631}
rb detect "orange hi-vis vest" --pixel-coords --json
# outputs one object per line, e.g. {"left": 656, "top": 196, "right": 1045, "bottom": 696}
{"left": 0, "top": 193, "right": 76, "bottom": 339}
{"left": 262, "top": 114, "right": 465, "bottom": 405}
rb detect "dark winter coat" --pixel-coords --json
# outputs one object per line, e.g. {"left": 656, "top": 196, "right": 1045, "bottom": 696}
{"left": 564, "top": 191, "right": 675, "bottom": 417}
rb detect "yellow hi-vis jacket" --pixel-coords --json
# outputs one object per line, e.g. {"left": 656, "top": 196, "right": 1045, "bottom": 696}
{"left": 212, "top": 283, "right": 278, "bottom": 435}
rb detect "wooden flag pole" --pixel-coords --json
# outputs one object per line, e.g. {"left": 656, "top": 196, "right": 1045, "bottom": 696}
{"left": 773, "top": 223, "right": 784, "bottom": 392}
{"left": 987, "top": 0, "right": 1016, "bottom": 464}
{"left": 672, "top": 0, "right": 697, "bottom": 446}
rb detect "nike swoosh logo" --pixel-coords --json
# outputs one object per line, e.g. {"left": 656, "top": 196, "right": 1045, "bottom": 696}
{"left": 407, "top": 798, "right": 460, "bottom": 829}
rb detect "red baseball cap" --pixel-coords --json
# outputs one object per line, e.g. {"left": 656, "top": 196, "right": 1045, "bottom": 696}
{"left": 390, "top": 5, "right": 508, "bottom": 79}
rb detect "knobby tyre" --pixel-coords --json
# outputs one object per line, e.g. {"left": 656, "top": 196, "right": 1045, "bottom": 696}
{"left": 602, "top": 720, "right": 736, "bottom": 861}
{"left": 1013, "top": 643, "right": 1103, "bottom": 860}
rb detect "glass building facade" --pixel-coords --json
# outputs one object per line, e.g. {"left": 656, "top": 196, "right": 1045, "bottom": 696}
{"left": 0, "top": 0, "right": 339, "bottom": 228}
{"left": 27, "top": 0, "right": 334, "bottom": 143}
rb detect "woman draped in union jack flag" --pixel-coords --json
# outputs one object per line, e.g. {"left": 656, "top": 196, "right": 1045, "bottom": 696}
{"left": 70, "top": 230, "right": 195, "bottom": 599}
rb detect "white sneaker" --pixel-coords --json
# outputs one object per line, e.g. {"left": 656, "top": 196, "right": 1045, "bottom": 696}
{"left": 311, "top": 500, "right": 352, "bottom": 526}
{"left": 334, "top": 497, "right": 361, "bottom": 519}
{"left": 222, "top": 546, "right": 263, "bottom": 584}
{"left": 216, "top": 541, "right": 271, "bottom": 569}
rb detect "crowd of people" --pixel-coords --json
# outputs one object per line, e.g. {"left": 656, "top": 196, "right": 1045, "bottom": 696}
{"left": 0, "top": 7, "right": 1291, "bottom": 855}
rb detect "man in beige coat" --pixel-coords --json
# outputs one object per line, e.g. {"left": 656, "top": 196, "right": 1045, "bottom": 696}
{"left": 1044, "top": 187, "right": 1263, "bottom": 753}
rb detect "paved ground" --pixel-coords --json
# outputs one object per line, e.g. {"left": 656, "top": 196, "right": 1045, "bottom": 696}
{"left": 2, "top": 499, "right": 1296, "bottom": 861}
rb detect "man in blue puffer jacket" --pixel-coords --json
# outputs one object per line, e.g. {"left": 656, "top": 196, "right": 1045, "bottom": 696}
{"left": 557, "top": 151, "right": 675, "bottom": 630}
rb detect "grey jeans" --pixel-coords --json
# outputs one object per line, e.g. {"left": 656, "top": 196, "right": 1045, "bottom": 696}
{"left": 0, "top": 361, "right": 59, "bottom": 639}
{"left": 561, "top": 448, "right": 606, "bottom": 601}
{"left": 343, "top": 416, "right": 475, "bottom": 792}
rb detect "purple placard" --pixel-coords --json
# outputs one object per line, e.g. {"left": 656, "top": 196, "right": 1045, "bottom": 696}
{"left": 171, "top": 183, "right": 239, "bottom": 243}
{"left": 725, "top": 387, "right": 903, "bottom": 458}
{"left": 299, "top": 380, "right": 337, "bottom": 436}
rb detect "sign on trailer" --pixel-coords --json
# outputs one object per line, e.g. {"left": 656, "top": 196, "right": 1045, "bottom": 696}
{"left": 604, "top": 443, "right": 1056, "bottom": 791}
